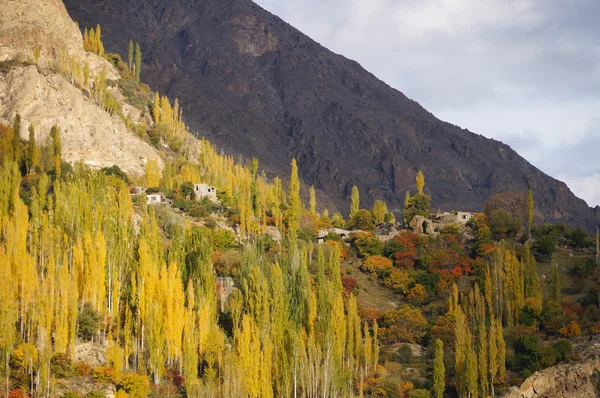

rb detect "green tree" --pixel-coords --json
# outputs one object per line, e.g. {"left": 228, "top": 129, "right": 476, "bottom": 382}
{"left": 527, "top": 189, "right": 534, "bottom": 234}
{"left": 12, "top": 113, "right": 21, "bottom": 164}
{"left": 350, "top": 185, "right": 360, "bottom": 218}
{"left": 287, "top": 158, "right": 302, "bottom": 233}
{"left": 416, "top": 170, "right": 425, "bottom": 194}
{"left": 27, "top": 125, "right": 40, "bottom": 173}
{"left": 433, "top": 339, "right": 445, "bottom": 398}
{"left": 128, "top": 40, "right": 134, "bottom": 70}
{"left": 50, "top": 125, "right": 62, "bottom": 178}
{"left": 372, "top": 200, "right": 387, "bottom": 224}
{"left": 135, "top": 43, "right": 142, "bottom": 82}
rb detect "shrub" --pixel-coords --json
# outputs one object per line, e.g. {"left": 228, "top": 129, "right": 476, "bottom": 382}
{"left": 93, "top": 366, "right": 119, "bottom": 384}
{"left": 361, "top": 255, "right": 393, "bottom": 275}
{"left": 350, "top": 232, "right": 383, "bottom": 258}
{"left": 8, "top": 389, "right": 30, "bottom": 398}
{"left": 407, "top": 284, "right": 427, "bottom": 305}
{"left": 118, "top": 373, "right": 151, "bottom": 398}
{"left": 74, "top": 362, "right": 92, "bottom": 376}
{"left": 409, "top": 389, "right": 431, "bottom": 398}
{"left": 78, "top": 302, "right": 102, "bottom": 341}
{"left": 85, "top": 392, "right": 106, "bottom": 398}
{"left": 559, "top": 321, "right": 581, "bottom": 337}
{"left": 552, "top": 339, "right": 573, "bottom": 361}
{"left": 383, "top": 269, "right": 411, "bottom": 294}
{"left": 50, "top": 353, "right": 74, "bottom": 378}
{"left": 61, "top": 392, "right": 80, "bottom": 398}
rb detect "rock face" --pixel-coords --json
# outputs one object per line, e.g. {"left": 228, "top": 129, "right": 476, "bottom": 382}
{"left": 504, "top": 339, "right": 600, "bottom": 398}
{"left": 503, "top": 358, "right": 600, "bottom": 398}
{"left": 0, "top": 0, "right": 116, "bottom": 78}
{"left": 0, "top": 65, "right": 163, "bottom": 175}
{"left": 0, "top": 0, "right": 163, "bottom": 176}
{"left": 409, "top": 215, "right": 436, "bottom": 235}
{"left": 65, "top": 0, "right": 599, "bottom": 230}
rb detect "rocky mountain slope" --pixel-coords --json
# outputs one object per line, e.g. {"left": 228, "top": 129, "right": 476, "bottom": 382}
{"left": 0, "top": 0, "right": 163, "bottom": 176}
{"left": 503, "top": 338, "right": 600, "bottom": 398}
{"left": 64, "top": 0, "right": 597, "bottom": 230}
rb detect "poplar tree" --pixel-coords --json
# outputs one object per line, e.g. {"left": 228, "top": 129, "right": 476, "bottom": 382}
{"left": 433, "top": 339, "right": 445, "bottom": 398}
{"left": 50, "top": 125, "right": 62, "bottom": 179}
{"left": 416, "top": 170, "right": 425, "bottom": 194}
{"left": 135, "top": 43, "right": 142, "bottom": 82}
{"left": 27, "top": 125, "right": 40, "bottom": 173}
{"left": 309, "top": 185, "right": 316, "bottom": 214}
{"left": 128, "top": 40, "right": 134, "bottom": 70}
{"left": 527, "top": 189, "right": 534, "bottom": 234}
{"left": 287, "top": 158, "right": 301, "bottom": 233}
{"left": 350, "top": 185, "right": 360, "bottom": 218}
{"left": 373, "top": 200, "right": 387, "bottom": 224}
{"left": 12, "top": 113, "right": 21, "bottom": 164}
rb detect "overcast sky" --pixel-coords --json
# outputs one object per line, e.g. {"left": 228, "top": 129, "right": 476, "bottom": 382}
{"left": 254, "top": 0, "right": 600, "bottom": 207}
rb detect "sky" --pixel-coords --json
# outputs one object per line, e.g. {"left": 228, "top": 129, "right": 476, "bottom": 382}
{"left": 254, "top": 0, "right": 600, "bottom": 207}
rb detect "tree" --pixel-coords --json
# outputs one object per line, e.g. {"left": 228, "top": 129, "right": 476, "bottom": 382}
{"left": 309, "top": 185, "right": 316, "bottom": 214}
{"left": 287, "top": 158, "right": 302, "bottom": 233}
{"left": 27, "top": 125, "right": 40, "bottom": 173}
{"left": 12, "top": 113, "right": 21, "bottom": 164}
{"left": 145, "top": 159, "right": 161, "bottom": 188}
{"left": 433, "top": 339, "right": 445, "bottom": 398}
{"left": 128, "top": 40, "right": 134, "bottom": 70}
{"left": 350, "top": 185, "right": 360, "bottom": 218}
{"left": 550, "top": 263, "right": 561, "bottom": 302}
{"left": 416, "top": 170, "right": 425, "bottom": 194}
{"left": 527, "top": 190, "right": 534, "bottom": 234}
{"left": 50, "top": 125, "right": 62, "bottom": 178}
{"left": 372, "top": 200, "right": 387, "bottom": 224}
{"left": 135, "top": 43, "right": 142, "bottom": 82}
{"left": 403, "top": 193, "right": 431, "bottom": 224}
{"left": 349, "top": 209, "right": 376, "bottom": 231}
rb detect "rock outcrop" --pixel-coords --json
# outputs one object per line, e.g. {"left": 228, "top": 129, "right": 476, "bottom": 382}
{"left": 503, "top": 358, "right": 600, "bottom": 398}
{"left": 0, "top": 0, "right": 163, "bottom": 176}
{"left": 0, "top": 65, "right": 163, "bottom": 175}
{"left": 503, "top": 339, "right": 600, "bottom": 398}
{"left": 66, "top": 0, "right": 600, "bottom": 231}
{"left": 0, "top": 0, "right": 116, "bottom": 78}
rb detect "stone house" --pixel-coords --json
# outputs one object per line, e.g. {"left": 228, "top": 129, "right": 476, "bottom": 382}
{"left": 194, "top": 183, "right": 218, "bottom": 202}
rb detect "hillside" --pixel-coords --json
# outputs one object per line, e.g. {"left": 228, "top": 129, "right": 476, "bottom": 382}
{"left": 65, "top": 0, "right": 600, "bottom": 230}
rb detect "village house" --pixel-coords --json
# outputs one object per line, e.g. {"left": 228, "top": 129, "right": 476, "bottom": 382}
{"left": 146, "top": 192, "right": 166, "bottom": 205}
{"left": 194, "top": 183, "right": 218, "bottom": 202}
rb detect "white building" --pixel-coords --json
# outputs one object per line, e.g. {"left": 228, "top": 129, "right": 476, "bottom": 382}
{"left": 146, "top": 193, "right": 164, "bottom": 205}
{"left": 194, "top": 184, "right": 218, "bottom": 202}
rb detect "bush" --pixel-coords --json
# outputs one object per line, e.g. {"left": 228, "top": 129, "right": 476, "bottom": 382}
{"left": 100, "top": 166, "right": 130, "bottom": 185}
{"left": 559, "top": 321, "right": 581, "bottom": 337}
{"left": 61, "top": 392, "right": 80, "bottom": 398}
{"left": 78, "top": 302, "right": 102, "bottom": 341}
{"left": 348, "top": 209, "right": 376, "bottom": 231}
{"left": 74, "top": 362, "right": 92, "bottom": 376}
{"left": 93, "top": 366, "right": 119, "bottom": 384}
{"left": 552, "top": 339, "right": 573, "bottom": 361}
{"left": 361, "top": 255, "right": 393, "bottom": 275}
{"left": 117, "top": 373, "right": 151, "bottom": 398}
{"left": 51, "top": 353, "right": 74, "bottom": 378}
{"left": 350, "top": 232, "right": 383, "bottom": 258}
{"left": 409, "top": 389, "right": 431, "bottom": 398}
{"left": 85, "top": 392, "right": 106, "bottom": 398}
{"left": 396, "top": 344, "right": 414, "bottom": 363}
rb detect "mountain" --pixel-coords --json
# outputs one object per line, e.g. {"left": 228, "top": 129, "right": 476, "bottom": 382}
{"left": 65, "top": 0, "right": 599, "bottom": 230}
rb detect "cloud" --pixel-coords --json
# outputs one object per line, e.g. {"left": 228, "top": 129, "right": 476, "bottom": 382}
{"left": 255, "top": 0, "right": 600, "bottom": 206}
